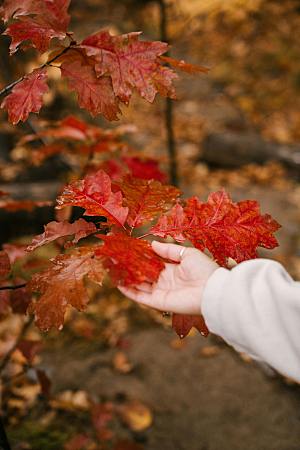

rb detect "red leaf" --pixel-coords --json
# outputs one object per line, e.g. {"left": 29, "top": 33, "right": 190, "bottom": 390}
{"left": 0, "top": 251, "right": 10, "bottom": 280}
{"left": 150, "top": 203, "right": 187, "bottom": 243}
{"left": 122, "top": 156, "right": 167, "bottom": 182}
{"left": 27, "top": 219, "right": 97, "bottom": 252}
{"left": 91, "top": 402, "right": 113, "bottom": 441}
{"left": 119, "top": 176, "right": 180, "bottom": 229}
{"left": 36, "top": 368, "right": 51, "bottom": 397}
{"left": 28, "top": 248, "right": 104, "bottom": 331}
{"left": 0, "top": 0, "right": 38, "bottom": 22}
{"left": 31, "top": 144, "right": 65, "bottom": 166}
{"left": 17, "top": 339, "right": 42, "bottom": 364}
{"left": 172, "top": 314, "right": 209, "bottom": 339}
{"left": 10, "top": 284, "right": 31, "bottom": 314}
{"left": 64, "top": 434, "right": 91, "bottom": 450}
{"left": 151, "top": 190, "right": 280, "bottom": 266}
{"left": 60, "top": 53, "right": 121, "bottom": 121}
{"left": 96, "top": 234, "right": 165, "bottom": 286}
{"left": 80, "top": 30, "right": 177, "bottom": 103}
{"left": 160, "top": 55, "right": 209, "bottom": 74}
{"left": 1, "top": 68, "right": 48, "bottom": 124}
{"left": 0, "top": 198, "right": 52, "bottom": 212}
{"left": 56, "top": 170, "right": 128, "bottom": 228}
{"left": 97, "top": 159, "right": 126, "bottom": 181}
{"left": 2, "top": 0, "right": 70, "bottom": 54}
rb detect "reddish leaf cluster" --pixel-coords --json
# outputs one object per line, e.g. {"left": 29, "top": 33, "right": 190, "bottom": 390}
{"left": 15, "top": 115, "right": 167, "bottom": 182}
{"left": 25, "top": 169, "right": 280, "bottom": 337}
{"left": 0, "top": 1, "right": 208, "bottom": 123}
{"left": 150, "top": 190, "right": 280, "bottom": 266}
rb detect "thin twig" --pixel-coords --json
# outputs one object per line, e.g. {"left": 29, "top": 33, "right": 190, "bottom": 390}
{"left": 0, "top": 283, "right": 26, "bottom": 291}
{"left": 0, "top": 44, "right": 72, "bottom": 98}
{"left": 0, "top": 418, "right": 11, "bottom": 450}
{"left": 158, "top": 0, "right": 179, "bottom": 186}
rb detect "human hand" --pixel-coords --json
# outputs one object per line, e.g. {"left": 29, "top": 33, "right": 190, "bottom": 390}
{"left": 118, "top": 241, "right": 219, "bottom": 315}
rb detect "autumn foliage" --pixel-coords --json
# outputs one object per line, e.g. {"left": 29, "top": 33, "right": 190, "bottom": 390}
{"left": 0, "top": 0, "right": 280, "bottom": 342}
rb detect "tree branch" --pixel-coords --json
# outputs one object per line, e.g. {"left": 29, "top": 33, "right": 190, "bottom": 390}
{"left": 158, "top": 0, "right": 179, "bottom": 187}
{"left": 0, "top": 283, "right": 26, "bottom": 291}
{"left": 0, "top": 44, "right": 72, "bottom": 98}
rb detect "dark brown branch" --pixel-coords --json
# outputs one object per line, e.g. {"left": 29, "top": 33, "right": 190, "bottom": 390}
{"left": 0, "top": 418, "right": 11, "bottom": 450}
{"left": 158, "top": 0, "right": 179, "bottom": 186}
{"left": 0, "top": 283, "right": 26, "bottom": 291}
{"left": 0, "top": 44, "right": 72, "bottom": 98}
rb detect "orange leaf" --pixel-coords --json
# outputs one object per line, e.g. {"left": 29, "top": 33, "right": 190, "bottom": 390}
{"left": 28, "top": 248, "right": 104, "bottom": 331}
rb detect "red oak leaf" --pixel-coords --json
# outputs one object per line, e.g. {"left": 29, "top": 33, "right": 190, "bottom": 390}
{"left": 2, "top": 0, "right": 70, "bottom": 54}
{"left": 1, "top": 68, "right": 48, "bottom": 124}
{"left": 96, "top": 159, "right": 126, "bottom": 181}
{"left": 172, "top": 314, "right": 209, "bottom": 339}
{"left": 28, "top": 248, "right": 105, "bottom": 331}
{"left": 150, "top": 203, "right": 187, "bottom": 242}
{"left": 60, "top": 57, "right": 121, "bottom": 121}
{"left": 96, "top": 234, "right": 165, "bottom": 286}
{"left": 160, "top": 55, "right": 209, "bottom": 74}
{"left": 56, "top": 170, "right": 128, "bottom": 228}
{"left": 27, "top": 219, "right": 97, "bottom": 252}
{"left": 0, "top": 251, "right": 10, "bottom": 280}
{"left": 0, "top": 0, "right": 38, "bottom": 22}
{"left": 119, "top": 176, "right": 180, "bottom": 229}
{"left": 151, "top": 190, "right": 280, "bottom": 266}
{"left": 64, "top": 434, "right": 91, "bottom": 450}
{"left": 80, "top": 30, "right": 177, "bottom": 103}
{"left": 122, "top": 156, "right": 167, "bottom": 182}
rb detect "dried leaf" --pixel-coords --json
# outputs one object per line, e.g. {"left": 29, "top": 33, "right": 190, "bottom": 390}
{"left": 118, "top": 400, "right": 152, "bottom": 432}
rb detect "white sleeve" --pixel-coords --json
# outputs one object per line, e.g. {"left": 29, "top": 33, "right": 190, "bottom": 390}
{"left": 201, "top": 259, "right": 300, "bottom": 381}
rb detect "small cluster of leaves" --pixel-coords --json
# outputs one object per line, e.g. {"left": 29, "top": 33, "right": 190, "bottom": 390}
{"left": 0, "top": 0, "right": 208, "bottom": 125}
{"left": 11, "top": 168, "right": 279, "bottom": 338}
{"left": 15, "top": 115, "right": 167, "bottom": 182}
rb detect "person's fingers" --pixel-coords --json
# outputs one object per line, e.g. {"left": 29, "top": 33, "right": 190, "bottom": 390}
{"left": 152, "top": 241, "right": 189, "bottom": 262}
{"left": 118, "top": 286, "right": 154, "bottom": 307}
{"left": 136, "top": 282, "right": 153, "bottom": 293}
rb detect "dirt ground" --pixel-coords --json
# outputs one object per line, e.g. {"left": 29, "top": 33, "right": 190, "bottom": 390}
{"left": 41, "top": 327, "right": 300, "bottom": 450}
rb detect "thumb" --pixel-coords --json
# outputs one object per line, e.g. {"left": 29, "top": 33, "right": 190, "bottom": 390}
{"left": 151, "top": 240, "right": 186, "bottom": 262}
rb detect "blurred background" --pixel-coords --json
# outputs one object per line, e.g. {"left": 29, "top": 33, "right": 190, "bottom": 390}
{"left": 1, "top": 1, "right": 300, "bottom": 449}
